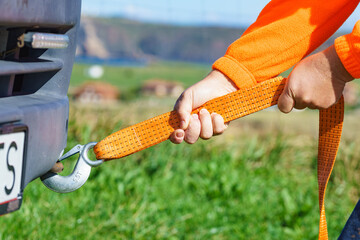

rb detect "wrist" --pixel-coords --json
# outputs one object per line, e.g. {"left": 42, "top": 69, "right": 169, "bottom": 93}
{"left": 209, "top": 70, "right": 239, "bottom": 92}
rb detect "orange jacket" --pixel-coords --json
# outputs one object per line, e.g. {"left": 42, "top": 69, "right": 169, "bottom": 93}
{"left": 212, "top": 0, "right": 360, "bottom": 88}
{"left": 336, "top": 20, "right": 360, "bottom": 78}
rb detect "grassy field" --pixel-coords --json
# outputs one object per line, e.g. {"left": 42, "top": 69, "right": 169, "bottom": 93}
{"left": 1, "top": 63, "right": 360, "bottom": 239}
{"left": 70, "top": 61, "right": 210, "bottom": 90}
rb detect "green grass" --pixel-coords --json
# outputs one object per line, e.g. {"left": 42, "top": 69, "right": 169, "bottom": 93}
{"left": 70, "top": 61, "right": 210, "bottom": 91}
{"left": 1, "top": 102, "right": 359, "bottom": 240}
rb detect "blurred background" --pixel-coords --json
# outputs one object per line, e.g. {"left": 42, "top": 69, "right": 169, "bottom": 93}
{"left": 2, "top": 1, "right": 360, "bottom": 239}
{"left": 71, "top": 0, "right": 360, "bottom": 105}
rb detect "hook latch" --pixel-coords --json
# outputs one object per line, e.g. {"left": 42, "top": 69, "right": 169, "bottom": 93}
{"left": 40, "top": 142, "right": 103, "bottom": 193}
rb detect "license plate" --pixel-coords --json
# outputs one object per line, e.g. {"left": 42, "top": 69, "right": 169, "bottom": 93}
{"left": 0, "top": 125, "right": 27, "bottom": 215}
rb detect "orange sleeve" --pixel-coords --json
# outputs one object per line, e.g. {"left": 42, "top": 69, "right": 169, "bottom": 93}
{"left": 212, "top": 0, "right": 359, "bottom": 88}
{"left": 335, "top": 20, "right": 360, "bottom": 78}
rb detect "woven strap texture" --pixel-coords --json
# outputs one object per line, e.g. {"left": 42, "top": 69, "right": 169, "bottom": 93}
{"left": 318, "top": 97, "right": 344, "bottom": 240}
{"left": 93, "top": 76, "right": 344, "bottom": 240}
{"left": 94, "top": 76, "right": 286, "bottom": 159}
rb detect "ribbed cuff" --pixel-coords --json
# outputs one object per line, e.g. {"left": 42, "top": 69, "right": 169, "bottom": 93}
{"left": 335, "top": 34, "right": 360, "bottom": 78}
{"left": 212, "top": 56, "right": 257, "bottom": 89}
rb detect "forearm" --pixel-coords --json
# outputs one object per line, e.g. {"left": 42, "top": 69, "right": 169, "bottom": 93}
{"left": 213, "top": 0, "right": 359, "bottom": 88}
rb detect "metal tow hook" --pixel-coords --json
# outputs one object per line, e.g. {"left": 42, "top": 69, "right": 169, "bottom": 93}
{"left": 41, "top": 142, "right": 103, "bottom": 193}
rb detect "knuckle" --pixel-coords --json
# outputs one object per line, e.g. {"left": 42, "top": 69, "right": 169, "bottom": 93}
{"left": 181, "top": 89, "right": 192, "bottom": 100}
{"left": 300, "top": 95, "right": 311, "bottom": 104}
{"left": 174, "top": 90, "right": 191, "bottom": 110}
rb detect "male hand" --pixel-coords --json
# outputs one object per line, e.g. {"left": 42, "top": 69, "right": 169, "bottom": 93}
{"left": 170, "top": 70, "right": 238, "bottom": 144}
{"left": 278, "top": 45, "right": 353, "bottom": 113}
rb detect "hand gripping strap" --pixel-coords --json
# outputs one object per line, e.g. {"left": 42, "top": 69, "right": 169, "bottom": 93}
{"left": 93, "top": 76, "right": 344, "bottom": 240}
{"left": 93, "top": 76, "right": 286, "bottom": 159}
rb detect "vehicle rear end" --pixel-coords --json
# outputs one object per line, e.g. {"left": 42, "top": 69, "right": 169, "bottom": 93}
{"left": 0, "top": 0, "right": 81, "bottom": 215}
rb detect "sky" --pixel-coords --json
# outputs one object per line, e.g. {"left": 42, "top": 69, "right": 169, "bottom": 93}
{"left": 82, "top": 0, "right": 360, "bottom": 31}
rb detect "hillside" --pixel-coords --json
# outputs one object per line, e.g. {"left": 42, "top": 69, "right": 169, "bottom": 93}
{"left": 77, "top": 17, "right": 245, "bottom": 63}
{"left": 76, "top": 16, "right": 344, "bottom": 64}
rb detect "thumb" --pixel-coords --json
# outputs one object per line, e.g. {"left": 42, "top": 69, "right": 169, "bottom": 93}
{"left": 278, "top": 80, "right": 295, "bottom": 113}
{"left": 174, "top": 89, "right": 194, "bottom": 129}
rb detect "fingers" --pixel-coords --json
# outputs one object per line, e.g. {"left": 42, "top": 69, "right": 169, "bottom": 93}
{"left": 278, "top": 90, "right": 295, "bottom": 113}
{"left": 169, "top": 129, "right": 185, "bottom": 144}
{"left": 171, "top": 69, "right": 238, "bottom": 144}
{"left": 199, "top": 109, "right": 213, "bottom": 139}
{"left": 174, "top": 90, "right": 193, "bottom": 129}
{"left": 184, "top": 114, "right": 201, "bottom": 144}
{"left": 278, "top": 74, "right": 310, "bottom": 112}
{"left": 170, "top": 114, "right": 200, "bottom": 144}
{"left": 173, "top": 70, "right": 238, "bottom": 130}
{"left": 278, "top": 76, "right": 321, "bottom": 112}
{"left": 278, "top": 79, "right": 295, "bottom": 113}
{"left": 185, "top": 111, "right": 227, "bottom": 143}
{"left": 169, "top": 110, "right": 227, "bottom": 144}
{"left": 212, "top": 113, "right": 227, "bottom": 135}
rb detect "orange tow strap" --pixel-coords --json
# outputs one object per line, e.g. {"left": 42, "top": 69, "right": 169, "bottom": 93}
{"left": 93, "top": 76, "right": 344, "bottom": 240}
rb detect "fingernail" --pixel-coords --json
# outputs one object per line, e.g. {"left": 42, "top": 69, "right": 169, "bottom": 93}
{"left": 175, "top": 131, "right": 184, "bottom": 138}
{"left": 192, "top": 114, "right": 199, "bottom": 120}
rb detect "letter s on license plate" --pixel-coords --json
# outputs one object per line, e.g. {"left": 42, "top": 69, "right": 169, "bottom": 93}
{"left": 0, "top": 125, "right": 27, "bottom": 215}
